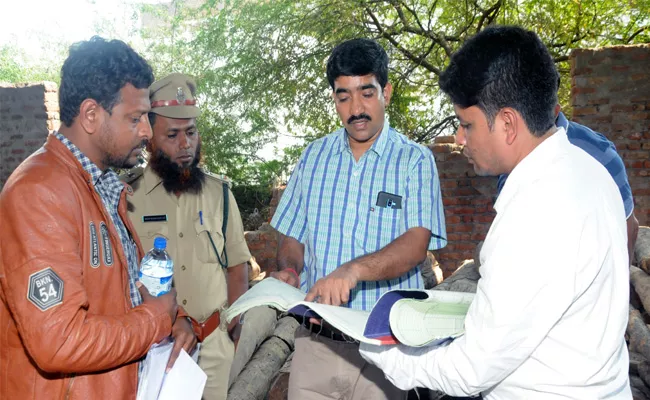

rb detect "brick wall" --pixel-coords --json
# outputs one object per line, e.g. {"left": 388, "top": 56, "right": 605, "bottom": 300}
{"left": 570, "top": 44, "right": 650, "bottom": 227}
{"left": 428, "top": 136, "right": 497, "bottom": 275}
{"left": 0, "top": 82, "right": 59, "bottom": 190}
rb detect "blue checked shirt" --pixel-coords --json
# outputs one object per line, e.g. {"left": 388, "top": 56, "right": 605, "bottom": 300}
{"left": 55, "top": 133, "right": 142, "bottom": 309}
{"left": 271, "top": 120, "right": 447, "bottom": 310}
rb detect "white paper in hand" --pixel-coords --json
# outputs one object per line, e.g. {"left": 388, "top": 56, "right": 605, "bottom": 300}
{"left": 136, "top": 341, "right": 174, "bottom": 400}
{"left": 158, "top": 348, "right": 207, "bottom": 400}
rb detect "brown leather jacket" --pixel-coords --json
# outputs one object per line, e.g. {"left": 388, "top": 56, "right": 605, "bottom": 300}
{"left": 0, "top": 135, "right": 172, "bottom": 399}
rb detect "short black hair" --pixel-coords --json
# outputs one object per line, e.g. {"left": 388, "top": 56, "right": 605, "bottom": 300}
{"left": 59, "top": 36, "right": 154, "bottom": 127}
{"left": 439, "top": 26, "right": 559, "bottom": 137}
{"left": 326, "top": 38, "right": 389, "bottom": 90}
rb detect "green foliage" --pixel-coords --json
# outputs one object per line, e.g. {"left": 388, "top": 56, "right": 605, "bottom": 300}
{"left": 4, "top": 0, "right": 648, "bottom": 189}
{"left": 142, "top": 0, "right": 647, "bottom": 187}
{"left": 0, "top": 44, "right": 60, "bottom": 83}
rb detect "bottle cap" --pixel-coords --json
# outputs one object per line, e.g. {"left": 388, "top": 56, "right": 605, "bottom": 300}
{"left": 153, "top": 237, "right": 167, "bottom": 250}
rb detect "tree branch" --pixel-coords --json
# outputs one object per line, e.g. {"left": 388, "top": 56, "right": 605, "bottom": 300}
{"left": 365, "top": 7, "right": 442, "bottom": 75}
{"left": 414, "top": 115, "right": 457, "bottom": 142}
{"left": 475, "top": 0, "right": 502, "bottom": 32}
{"left": 625, "top": 26, "right": 648, "bottom": 43}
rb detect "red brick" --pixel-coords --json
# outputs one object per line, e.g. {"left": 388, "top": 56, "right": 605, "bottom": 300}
{"left": 447, "top": 233, "right": 462, "bottom": 242}
{"left": 455, "top": 243, "right": 477, "bottom": 251}
{"left": 586, "top": 97, "right": 609, "bottom": 105}
{"left": 446, "top": 215, "right": 461, "bottom": 224}
{"left": 443, "top": 197, "right": 459, "bottom": 206}
{"left": 629, "top": 132, "right": 643, "bottom": 140}
{"left": 478, "top": 215, "right": 496, "bottom": 223}
{"left": 471, "top": 197, "right": 493, "bottom": 205}
{"left": 434, "top": 135, "right": 456, "bottom": 144}
{"left": 612, "top": 65, "right": 630, "bottom": 72}
{"left": 611, "top": 123, "right": 633, "bottom": 131}
{"left": 11, "top": 148, "right": 25, "bottom": 155}
{"left": 451, "top": 224, "right": 473, "bottom": 232}
{"left": 628, "top": 142, "right": 642, "bottom": 150}
{"left": 571, "top": 87, "right": 596, "bottom": 95}
{"left": 573, "top": 106, "right": 598, "bottom": 116}
{"left": 471, "top": 233, "right": 487, "bottom": 241}
{"left": 432, "top": 144, "right": 457, "bottom": 154}
{"left": 629, "top": 112, "right": 650, "bottom": 121}
{"left": 572, "top": 67, "right": 593, "bottom": 76}
{"left": 612, "top": 104, "right": 636, "bottom": 113}
{"left": 631, "top": 51, "right": 650, "bottom": 60}
{"left": 441, "top": 180, "right": 458, "bottom": 189}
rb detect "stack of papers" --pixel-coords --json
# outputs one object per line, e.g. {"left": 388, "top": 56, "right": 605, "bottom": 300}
{"left": 137, "top": 341, "right": 206, "bottom": 400}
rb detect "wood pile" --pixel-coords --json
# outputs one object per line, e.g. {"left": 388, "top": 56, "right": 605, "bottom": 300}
{"left": 628, "top": 227, "right": 650, "bottom": 399}
{"left": 228, "top": 309, "right": 299, "bottom": 400}
{"left": 227, "top": 227, "right": 650, "bottom": 399}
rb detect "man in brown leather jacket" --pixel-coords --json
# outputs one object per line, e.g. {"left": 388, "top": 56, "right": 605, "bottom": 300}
{"left": 0, "top": 37, "right": 192, "bottom": 399}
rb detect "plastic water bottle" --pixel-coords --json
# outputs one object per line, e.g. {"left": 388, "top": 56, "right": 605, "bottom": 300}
{"left": 139, "top": 237, "right": 173, "bottom": 297}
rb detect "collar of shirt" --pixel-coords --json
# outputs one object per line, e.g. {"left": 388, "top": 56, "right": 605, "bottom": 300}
{"left": 334, "top": 117, "right": 392, "bottom": 158}
{"left": 54, "top": 132, "right": 125, "bottom": 204}
{"left": 143, "top": 164, "right": 165, "bottom": 195}
{"left": 54, "top": 132, "right": 103, "bottom": 186}
{"left": 556, "top": 112, "right": 569, "bottom": 131}
{"left": 495, "top": 127, "right": 567, "bottom": 213}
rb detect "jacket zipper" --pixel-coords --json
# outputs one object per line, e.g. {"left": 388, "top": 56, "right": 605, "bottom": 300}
{"left": 64, "top": 375, "right": 76, "bottom": 399}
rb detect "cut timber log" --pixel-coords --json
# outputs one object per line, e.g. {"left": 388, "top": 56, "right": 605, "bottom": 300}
{"left": 228, "top": 306, "right": 278, "bottom": 388}
{"left": 628, "top": 306, "right": 650, "bottom": 362}
{"left": 227, "top": 317, "right": 299, "bottom": 400}
{"left": 631, "top": 375, "right": 650, "bottom": 400}
{"left": 631, "top": 352, "right": 646, "bottom": 376}
{"left": 434, "top": 259, "right": 480, "bottom": 293}
{"left": 635, "top": 227, "right": 650, "bottom": 274}
{"left": 640, "top": 361, "right": 650, "bottom": 389}
{"left": 631, "top": 266, "right": 650, "bottom": 313}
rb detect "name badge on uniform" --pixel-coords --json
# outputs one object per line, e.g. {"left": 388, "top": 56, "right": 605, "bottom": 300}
{"left": 143, "top": 214, "right": 168, "bottom": 223}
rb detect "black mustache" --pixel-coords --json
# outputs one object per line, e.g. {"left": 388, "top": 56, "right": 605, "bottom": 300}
{"left": 347, "top": 114, "right": 371, "bottom": 124}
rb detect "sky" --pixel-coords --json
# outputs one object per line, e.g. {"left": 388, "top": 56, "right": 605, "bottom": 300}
{"left": 0, "top": 0, "right": 151, "bottom": 57}
{"left": 0, "top": 0, "right": 289, "bottom": 161}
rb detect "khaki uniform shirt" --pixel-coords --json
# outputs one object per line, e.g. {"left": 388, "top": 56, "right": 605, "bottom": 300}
{"left": 124, "top": 166, "right": 251, "bottom": 322}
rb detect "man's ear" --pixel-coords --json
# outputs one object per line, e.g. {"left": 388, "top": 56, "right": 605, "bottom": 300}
{"left": 382, "top": 82, "right": 393, "bottom": 106}
{"left": 78, "top": 99, "right": 102, "bottom": 135}
{"left": 499, "top": 108, "right": 519, "bottom": 146}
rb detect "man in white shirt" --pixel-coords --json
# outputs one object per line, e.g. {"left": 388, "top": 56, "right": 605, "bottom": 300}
{"left": 360, "top": 25, "right": 631, "bottom": 399}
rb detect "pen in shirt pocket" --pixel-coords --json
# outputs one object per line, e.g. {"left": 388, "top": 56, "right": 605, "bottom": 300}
{"left": 199, "top": 210, "right": 203, "bottom": 225}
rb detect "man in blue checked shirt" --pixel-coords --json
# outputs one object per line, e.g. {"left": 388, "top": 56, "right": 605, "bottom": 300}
{"left": 270, "top": 38, "right": 447, "bottom": 400}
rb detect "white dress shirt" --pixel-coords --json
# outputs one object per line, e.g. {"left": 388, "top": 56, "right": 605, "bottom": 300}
{"left": 360, "top": 128, "right": 631, "bottom": 399}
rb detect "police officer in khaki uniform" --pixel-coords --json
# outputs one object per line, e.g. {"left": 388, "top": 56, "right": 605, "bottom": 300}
{"left": 124, "top": 73, "right": 250, "bottom": 400}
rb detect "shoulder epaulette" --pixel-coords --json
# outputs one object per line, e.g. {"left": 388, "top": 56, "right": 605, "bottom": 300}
{"left": 203, "top": 170, "right": 232, "bottom": 187}
{"left": 119, "top": 167, "right": 144, "bottom": 185}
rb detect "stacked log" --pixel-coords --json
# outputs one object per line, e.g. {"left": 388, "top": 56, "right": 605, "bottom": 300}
{"left": 628, "top": 227, "right": 650, "bottom": 398}
{"left": 228, "top": 227, "right": 650, "bottom": 399}
{"left": 635, "top": 228, "right": 650, "bottom": 274}
{"left": 228, "top": 316, "right": 299, "bottom": 400}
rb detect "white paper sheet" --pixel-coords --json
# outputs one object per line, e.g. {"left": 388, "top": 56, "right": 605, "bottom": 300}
{"left": 158, "top": 349, "right": 207, "bottom": 400}
{"left": 136, "top": 341, "right": 174, "bottom": 400}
